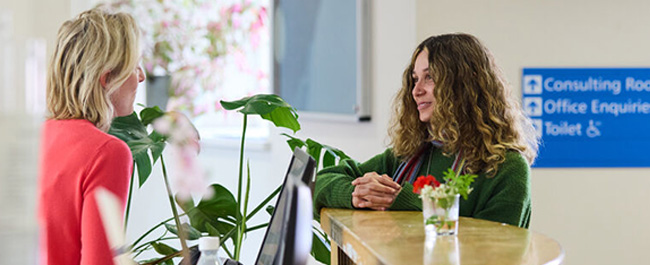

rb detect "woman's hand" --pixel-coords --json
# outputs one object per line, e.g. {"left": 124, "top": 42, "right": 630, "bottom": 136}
{"left": 351, "top": 172, "right": 402, "bottom": 211}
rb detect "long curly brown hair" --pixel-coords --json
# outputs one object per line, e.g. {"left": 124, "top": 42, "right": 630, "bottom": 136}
{"left": 388, "top": 33, "right": 539, "bottom": 176}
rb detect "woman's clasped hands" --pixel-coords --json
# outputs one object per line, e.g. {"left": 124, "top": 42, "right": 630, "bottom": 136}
{"left": 351, "top": 172, "right": 402, "bottom": 211}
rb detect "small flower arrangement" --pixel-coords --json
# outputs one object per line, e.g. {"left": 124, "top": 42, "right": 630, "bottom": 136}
{"left": 413, "top": 168, "right": 477, "bottom": 235}
{"left": 413, "top": 168, "right": 477, "bottom": 201}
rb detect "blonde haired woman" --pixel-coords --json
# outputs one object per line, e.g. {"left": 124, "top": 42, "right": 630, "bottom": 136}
{"left": 313, "top": 33, "right": 539, "bottom": 228}
{"left": 38, "top": 8, "right": 144, "bottom": 264}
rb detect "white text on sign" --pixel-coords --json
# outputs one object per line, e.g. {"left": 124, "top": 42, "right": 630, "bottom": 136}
{"left": 544, "top": 121, "right": 582, "bottom": 136}
{"left": 542, "top": 98, "right": 650, "bottom": 116}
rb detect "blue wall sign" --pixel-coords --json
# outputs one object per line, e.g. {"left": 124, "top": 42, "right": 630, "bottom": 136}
{"left": 522, "top": 68, "right": 650, "bottom": 167}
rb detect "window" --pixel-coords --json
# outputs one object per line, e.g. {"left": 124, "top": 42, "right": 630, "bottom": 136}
{"left": 273, "top": 0, "right": 371, "bottom": 121}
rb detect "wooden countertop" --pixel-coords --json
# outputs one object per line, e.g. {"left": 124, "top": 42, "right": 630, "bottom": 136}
{"left": 320, "top": 208, "right": 564, "bottom": 265}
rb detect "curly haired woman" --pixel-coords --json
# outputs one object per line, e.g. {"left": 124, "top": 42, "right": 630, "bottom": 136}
{"left": 313, "top": 33, "right": 539, "bottom": 228}
{"left": 38, "top": 8, "right": 145, "bottom": 264}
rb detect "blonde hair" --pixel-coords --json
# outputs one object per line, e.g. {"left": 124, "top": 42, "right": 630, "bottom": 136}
{"left": 47, "top": 7, "right": 141, "bottom": 131}
{"left": 389, "top": 33, "right": 539, "bottom": 176}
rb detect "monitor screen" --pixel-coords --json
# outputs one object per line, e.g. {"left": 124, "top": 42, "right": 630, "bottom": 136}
{"left": 293, "top": 147, "right": 316, "bottom": 193}
{"left": 255, "top": 148, "right": 314, "bottom": 265}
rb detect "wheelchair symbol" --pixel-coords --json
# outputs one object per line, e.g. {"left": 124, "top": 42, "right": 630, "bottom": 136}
{"left": 586, "top": 120, "right": 601, "bottom": 138}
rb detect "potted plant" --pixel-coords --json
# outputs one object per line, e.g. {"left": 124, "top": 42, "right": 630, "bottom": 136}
{"left": 109, "top": 94, "right": 343, "bottom": 264}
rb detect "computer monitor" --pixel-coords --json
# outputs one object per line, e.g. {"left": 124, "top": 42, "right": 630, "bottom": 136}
{"left": 292, "top": 147, "right": 316, "bottom": 193}
{"left": 255, "top": 148, "right": 314, "bottom": 265}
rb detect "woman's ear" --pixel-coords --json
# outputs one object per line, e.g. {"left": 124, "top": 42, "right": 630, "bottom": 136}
{"left": 100, "top": 71, "right": 110, "bottom": 89}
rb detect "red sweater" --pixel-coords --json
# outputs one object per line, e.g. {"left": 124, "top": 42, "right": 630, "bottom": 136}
{"left": 38, "top": 119, "right": 132, "bottom": 265}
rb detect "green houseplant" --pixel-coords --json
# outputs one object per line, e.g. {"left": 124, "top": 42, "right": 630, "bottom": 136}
{"left": 109, "top": 94, "right": 344, "bottom": 264}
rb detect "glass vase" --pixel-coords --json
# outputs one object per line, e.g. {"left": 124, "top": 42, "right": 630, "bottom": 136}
{"left": 422, "top": 194, "right": 460, "bottom": 236}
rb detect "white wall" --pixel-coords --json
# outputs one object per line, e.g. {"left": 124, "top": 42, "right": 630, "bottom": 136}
{"left": 415, "top": 1, "right": 650, "bottom": 264}
{"left": 0, "top": 0, "right": 31, "bottom": 113}
{"left": 0, "top": 0, "right": 70, "bottom": 114}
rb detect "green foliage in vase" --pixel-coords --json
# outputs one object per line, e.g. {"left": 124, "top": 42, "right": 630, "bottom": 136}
{"left": 441, "top": 168, "right": 477, "bottom": 200}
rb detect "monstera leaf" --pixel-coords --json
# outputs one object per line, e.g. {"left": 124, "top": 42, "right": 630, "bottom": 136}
{"left": 164, "top": 223, "right": 202, "bottom": 240}
{"left": 176, "top": 184, "right": 239, "bottom": 242}
{"left": 220, "top": 94, "right": 300, "bottom": 133}
{"left": 140, "top": 106, "right": 165, "bottom": 126}
{"left": 108, "top": 108, "right": 167, "bottom": 187}
{"left": 151, "top": 242, "right": 178, "bottom": 256}
{"left": 283, "top": 133, "right": 351, "bottom": 169}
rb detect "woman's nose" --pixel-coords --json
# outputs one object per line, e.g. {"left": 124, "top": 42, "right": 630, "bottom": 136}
{"left": 413, "top": 81, "right": 423, "bottom": 96}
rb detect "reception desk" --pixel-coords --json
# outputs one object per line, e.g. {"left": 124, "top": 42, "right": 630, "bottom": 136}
{"left": 320, "top": 208, "right": 564, "bottom": 265}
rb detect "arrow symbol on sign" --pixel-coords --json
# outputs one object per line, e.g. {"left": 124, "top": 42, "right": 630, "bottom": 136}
{"left": 527, "top": 79, "right": 538, "bottom": 91}
{"left": 527, "top": 100, "right": 538, "bottom": 112}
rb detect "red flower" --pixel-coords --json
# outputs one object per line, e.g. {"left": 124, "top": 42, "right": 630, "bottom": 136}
{"left": 412, "top": 175, "right": 440, "bottom": 194}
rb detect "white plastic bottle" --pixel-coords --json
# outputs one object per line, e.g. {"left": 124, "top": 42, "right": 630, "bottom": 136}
{"left": 197, "top": 237, "right": 223, "bottom": 265}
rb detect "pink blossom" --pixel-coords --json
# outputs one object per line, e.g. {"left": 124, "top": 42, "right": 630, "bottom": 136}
{"left": 152, "top": 112, "right": 205, "bottom": 199}
{"left": 207, "top": 21, "right": 222, "bottom": 32}
{"left": 250, "top": 31, "right": 260, "bottom": 48}
{"left": 152, "top": 112, "right": 199, "bottom": 146}
{"left": 152, "top": 116, "right": 172, "bottom": 135}
{"left": 259, "top": 6, "right": 267, "bottom": 17}
{"left": 194, "top": 65, "right": 204, "bottom": 75}
{"left": 214, "top": 101, "right": 223, "bottom": 112}
{"left": 193, "top": 104, "right": 208, "bottom": 116}
{"left": 145, "top": 62, "right": 154, "bottom": 73}
{"left": 250, "top": 21, "right": 262, "bottom": 32}
{"left": 257, "top": 70, "right": 267, "bottom": 80}
{"left": 172, "top": 144, "right": 205, "bottom": 199}
{"left": 250, "top": 12, "right": 264, "bottom": 32}
{"left": 231, "top": 13, "right": 242, "bottom": 29}
{"left": 231, "top": 3, "right": 242, "bottom": 13}
{"left": 257, "top": 7, "right": 268, "bottom": 28}
{"left": 233, "top": 49, "right": 246, "bottom": 70}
